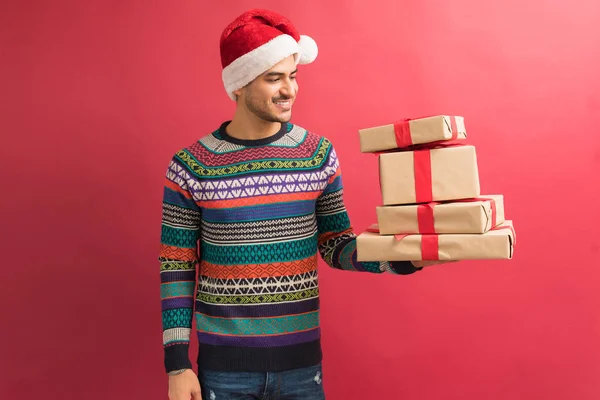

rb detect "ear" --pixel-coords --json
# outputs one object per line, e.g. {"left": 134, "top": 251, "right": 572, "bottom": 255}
{"left": 233, "top": 88, "right": 243, "bottom": 100}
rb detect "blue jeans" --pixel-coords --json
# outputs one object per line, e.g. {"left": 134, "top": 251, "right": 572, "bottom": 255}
{"left": 198, "top": 362, "right": 326, "bottom": 400}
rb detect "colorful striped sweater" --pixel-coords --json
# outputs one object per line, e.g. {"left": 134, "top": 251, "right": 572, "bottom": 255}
{"left": 159, "top": 121, "right": 421, "bottom": 373}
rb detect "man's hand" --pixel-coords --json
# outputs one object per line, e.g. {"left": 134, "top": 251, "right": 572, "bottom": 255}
{"left": 411, "top": 260, "right": 458, "bottom": 268}
{"left": 168, "top": 369, "right": 202, "bottom": 400}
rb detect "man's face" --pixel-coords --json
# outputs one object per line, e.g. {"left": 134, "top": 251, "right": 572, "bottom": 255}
{"left": 236, "top": 55, "right": 298, "bottom": 123}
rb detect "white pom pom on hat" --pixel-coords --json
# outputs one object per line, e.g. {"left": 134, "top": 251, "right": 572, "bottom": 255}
{"left": 298, "top": 34, "right": 318, "bottom": 64}
{"left": 220, "top": 9, "right": 319, "bottom": 101}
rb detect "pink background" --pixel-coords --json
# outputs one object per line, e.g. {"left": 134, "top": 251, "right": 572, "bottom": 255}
{"left": 2, "top": 0, "right": 599, "bottom": 399}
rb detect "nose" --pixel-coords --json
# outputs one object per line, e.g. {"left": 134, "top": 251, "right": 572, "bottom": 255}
{"left": 280, "top": 77, "right": 297, "bottom": 98}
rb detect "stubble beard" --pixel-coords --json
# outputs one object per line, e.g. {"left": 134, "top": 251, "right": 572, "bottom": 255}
{"left": 245, "top": 94, "right": 292, "bottom": 123}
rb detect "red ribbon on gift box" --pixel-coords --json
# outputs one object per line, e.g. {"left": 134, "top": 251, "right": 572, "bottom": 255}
{"left": 414, "top": 149, "right": 434, "bottom": 203}
{"left": 365, "top": 221, "right": 514, "bottom": 260}
{"left": 412, "top": 141, "right": 464, "bottom": 203}
{"left": 393, "top": 116, "right": 460, "bottom": 148}
{"left": 366, "top": 225, "right": 380, "bottom": 233}
{"left": 416, "top": 197, "right": 499, "bottom": 234}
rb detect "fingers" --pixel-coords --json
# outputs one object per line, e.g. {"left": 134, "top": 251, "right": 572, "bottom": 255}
{"left": 191, "top": 381, "right": 203, "bottom": 400}
{"left": 168, "top": 376, "right": 202, "bottom": 400}
{"left": 170, "top": 390, "right": 201, "bottom": 400}
{"left": 191, "top": 389, "right": 203, "bottom": 399}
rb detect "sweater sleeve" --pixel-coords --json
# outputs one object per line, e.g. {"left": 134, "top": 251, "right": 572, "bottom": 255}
{"left": 159, "top": 154, "right": 202, "bottom": 373}
{"left": 316, "top": 141, "right": 422, "bottom": 275}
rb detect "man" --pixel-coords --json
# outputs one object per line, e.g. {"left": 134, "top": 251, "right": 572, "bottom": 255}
{"left": 159, "top": 9, "right": 439, "bottom": 399}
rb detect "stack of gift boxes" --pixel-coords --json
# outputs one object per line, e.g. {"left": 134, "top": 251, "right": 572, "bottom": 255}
{"left": 355, "top": 115, "right": 516, "bottom": 263}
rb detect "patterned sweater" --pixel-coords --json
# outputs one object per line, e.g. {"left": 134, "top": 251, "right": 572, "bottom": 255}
{"left": 159, "top": 121, "right": 420, "bottom": 373}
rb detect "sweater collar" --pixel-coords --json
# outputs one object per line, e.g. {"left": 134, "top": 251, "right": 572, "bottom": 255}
{"left": 217, "top": 120, "right": 289, "bottom": 147}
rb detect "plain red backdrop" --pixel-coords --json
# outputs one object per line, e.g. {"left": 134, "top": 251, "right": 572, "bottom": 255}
{"left": 1, "top": 1, "right": 599, "bottom": 399}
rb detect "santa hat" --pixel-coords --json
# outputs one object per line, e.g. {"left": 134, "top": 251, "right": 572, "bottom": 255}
{"left": 220, "top": 9, "right": 319, "bottom": 101}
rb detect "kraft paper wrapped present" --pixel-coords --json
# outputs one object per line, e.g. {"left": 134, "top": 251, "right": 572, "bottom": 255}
{"left": 379, "top": 144, "right": 480, "bottom": 205}
{"left": 359, "top": 115, "right": 467, "bottom": 153}
{"left": 376, "top": 195, "right": 505, "bottom": 234}
{"left": 356, "top": 221, "right": 515, "bottom": 261}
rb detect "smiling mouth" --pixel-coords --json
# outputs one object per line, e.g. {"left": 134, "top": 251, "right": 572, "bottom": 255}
{"left": 273, "top": 99, "right": 292, "bottom": 109}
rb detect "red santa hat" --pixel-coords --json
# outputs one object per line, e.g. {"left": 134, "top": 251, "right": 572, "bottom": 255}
{"left": 220, "top": 9, "right": 319, "bottom": 101}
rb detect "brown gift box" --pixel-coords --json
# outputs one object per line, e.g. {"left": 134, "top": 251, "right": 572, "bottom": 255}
{"left": 376, "top": 195, "right": 505, "bottom": 234}
{"left": 356, "top": 221, "right": 515, "bottom": 261}
{"left": 359, "top": 115, "right": 467, "bottom": 153}
{"left": 379, "top": 144, "right": 480, "bottom": 205}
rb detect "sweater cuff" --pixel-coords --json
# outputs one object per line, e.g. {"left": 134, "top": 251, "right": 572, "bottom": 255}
{"left": 386, "top": 261, "right": 423, "bottom": 275}
{"left": 164, "top": 343, "right": 193, "bottom": 373}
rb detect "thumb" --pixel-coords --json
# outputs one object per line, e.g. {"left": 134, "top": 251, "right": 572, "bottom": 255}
{"left": 191, "top": 388, "right": 203, "bottom": 400}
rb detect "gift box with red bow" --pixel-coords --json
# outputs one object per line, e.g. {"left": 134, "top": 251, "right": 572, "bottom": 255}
{"left": 376, "top": 195, "right": 505, "bottom": 235}
{"left": 359, "top": 115, "right": 467, "bottom": 153}
{"left": 356, "top": 114, "right": 516, "bottom": 263}
{"left": 378, "top": 143, "right": 480, "bottom": 205}
{"left": 356, "top": 221, "right": 515, "bottom": 261}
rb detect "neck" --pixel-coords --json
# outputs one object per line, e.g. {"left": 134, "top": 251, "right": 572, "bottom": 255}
{"left": 226, "top": 103, "right": 282, "bottom": 140}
